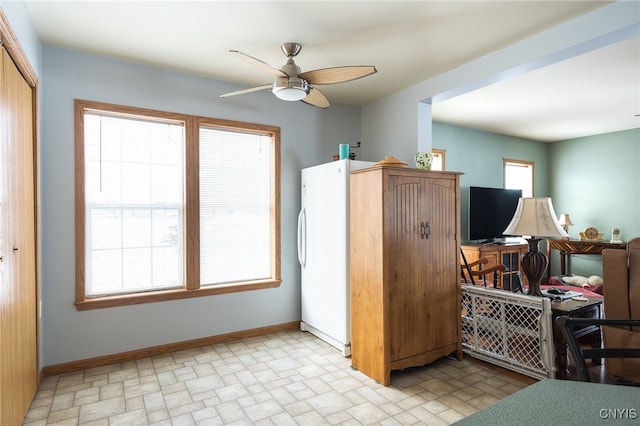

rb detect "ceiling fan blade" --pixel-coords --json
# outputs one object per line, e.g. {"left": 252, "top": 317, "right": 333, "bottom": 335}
{"left": 219, "top": 84, "right": 272, "bottom": 98}
{"left": 230, "top": 50, "right": 288, "bottom": 78}
{"left": 302, "top": 88, "right": 330, "bottom": 109}
{"left": 299, "top": 66, "right": 377, "bottom": 85}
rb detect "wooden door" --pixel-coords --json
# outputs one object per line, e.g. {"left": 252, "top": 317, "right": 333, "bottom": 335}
{"left": 386, "top": 172, "right": 458, "bottom": 361}
{"left": 0, "top": 46, "right": 38, "bottom": 425}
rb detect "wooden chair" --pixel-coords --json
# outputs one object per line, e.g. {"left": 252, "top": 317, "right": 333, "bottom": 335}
{"left": 460, "top": 250, "right": 506, "bottom": 288}
{"left": 460, "top": 251, "right": 508, "bottom": 319}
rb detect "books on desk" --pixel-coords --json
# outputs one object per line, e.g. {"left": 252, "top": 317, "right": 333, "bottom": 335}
{"left": 541, "top": 289, "right": 583, "bottom": 300}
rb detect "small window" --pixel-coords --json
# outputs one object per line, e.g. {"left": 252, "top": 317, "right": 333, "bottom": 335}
{"left": 431, "top": 148, "right": 445, "bottom": 171}
{"left": 504, "top": 158, "right": 533, "bottom": 197}
{"left": 75, "top": 100, "right": 281, "bottom": 310}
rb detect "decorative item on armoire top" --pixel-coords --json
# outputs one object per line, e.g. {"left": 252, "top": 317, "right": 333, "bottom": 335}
{"left": 578, "top": 226, "right": 603, "bottom": 241}
{"left": 415, "top": 152, "right": 433, "bottom": 170}
{"left": 611, "top": 227, "right": 622, "bottom": 244}
{"left": 374, "top": 156, "right": 408, "bottom": 168}
{"left": 558, "top": 213, "right": 573, "bottom": 239}
{"left": 503, "top": 197, "right": 568, "bottom": 297}
{"left": 349, "top": 141, "right": 361, "bottom": 160}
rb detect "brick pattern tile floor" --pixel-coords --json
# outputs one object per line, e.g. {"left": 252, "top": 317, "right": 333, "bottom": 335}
{"left": 23, "top": 330, "right": 528, "bottom": 425}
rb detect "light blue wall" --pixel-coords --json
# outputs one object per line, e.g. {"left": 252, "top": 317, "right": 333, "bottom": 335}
{"left": 432, "top": 122, "right": 549, "bottom": 243}
{"left": 362, "top": 2, "right": 639, "bottom": 167}
{"left": 433, "top": 123, "right": 640, "bottom": 277}
{"left": 548, "top": 128, "right": 640, "bottom": 277}
{"left": 1, "top": 1, "right": 42, "bottom": 72}
{"left": 40, "top": 45, "right": 362, "bottom": 366}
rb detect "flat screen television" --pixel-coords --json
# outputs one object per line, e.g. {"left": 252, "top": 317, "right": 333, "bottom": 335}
{"left": 468, "top": 186, "right": 522, "bottom": 243}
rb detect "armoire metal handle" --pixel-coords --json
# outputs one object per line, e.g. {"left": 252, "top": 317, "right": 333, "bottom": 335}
{"left": 421, "top": 221, "right": 431, "bottom": 239}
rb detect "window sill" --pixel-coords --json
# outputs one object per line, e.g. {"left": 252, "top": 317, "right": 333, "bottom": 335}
{"left": 75, "top": 279, "right": 282, "bottom": 311}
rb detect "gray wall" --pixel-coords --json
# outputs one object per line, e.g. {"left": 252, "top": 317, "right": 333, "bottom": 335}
{"left": 40, "top": 45, "right": 362, "bottom": 366}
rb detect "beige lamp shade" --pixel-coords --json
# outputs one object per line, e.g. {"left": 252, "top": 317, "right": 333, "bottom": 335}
{"left": 503, "top": 197, "right": 568, "bottom": 239}
{"left": 558, "top": 213, "right": 573, "bottom": 227}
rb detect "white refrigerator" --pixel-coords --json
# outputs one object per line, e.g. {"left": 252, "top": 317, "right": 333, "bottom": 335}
{"left": 297, "top": 159, "right": 374, "bottom": 356}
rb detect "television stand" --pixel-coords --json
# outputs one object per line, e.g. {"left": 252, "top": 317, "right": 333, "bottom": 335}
{"left": 461, "top": 243, "right": 529, "bottom": 290}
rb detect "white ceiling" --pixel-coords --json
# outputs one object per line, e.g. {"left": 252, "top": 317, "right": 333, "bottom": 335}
{"left": 23, "top": 1, "right": 639, "bottom": 142}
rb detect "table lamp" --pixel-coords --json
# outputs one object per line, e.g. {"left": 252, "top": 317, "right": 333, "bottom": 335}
{"left": 503, "top": 197, "right": 568, "bottom": 297}
{"left": 558, "top": 213, "right": 573, "bottom": 239}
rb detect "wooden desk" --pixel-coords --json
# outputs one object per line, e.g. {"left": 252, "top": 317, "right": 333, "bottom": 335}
{"left": 546, "top": 239, "right": 627, "bottom": 280}
{"left": 550, "top": 296, "right": 603, "bottom": 380}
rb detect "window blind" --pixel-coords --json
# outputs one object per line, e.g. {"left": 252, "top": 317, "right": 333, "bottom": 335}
{"left": 199, "top": 127, "right": 272, "bottom": 285}
{"left": 84, "top": 113, "right": 184, "bottom": 295}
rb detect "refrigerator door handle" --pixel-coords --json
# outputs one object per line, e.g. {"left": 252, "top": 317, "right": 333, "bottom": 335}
{"left": 297, "top": 208, "right": 306, "bottom": 267}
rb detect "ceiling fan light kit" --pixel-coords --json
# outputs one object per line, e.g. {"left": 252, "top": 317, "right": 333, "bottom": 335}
{"left": 272, "top": 77, "right": 309, "bottom": 101}
{"left": 220, "top": 42, "right": 377, "bottom": 108}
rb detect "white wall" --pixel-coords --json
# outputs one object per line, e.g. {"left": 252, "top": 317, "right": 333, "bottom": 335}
{"left": 40, "top": 45, "right": 362, "bottom": 366}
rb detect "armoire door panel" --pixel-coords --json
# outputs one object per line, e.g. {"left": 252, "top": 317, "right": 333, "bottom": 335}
{"left": 387, "top": 176, "right": 428, "bottom": 360}
{"left": 421, "top": 178, "right": 458, "bottom": 351}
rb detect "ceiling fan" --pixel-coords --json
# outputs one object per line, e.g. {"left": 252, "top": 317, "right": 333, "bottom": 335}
{"left": 219, "top": 42, "right": 377, "bottom": 108}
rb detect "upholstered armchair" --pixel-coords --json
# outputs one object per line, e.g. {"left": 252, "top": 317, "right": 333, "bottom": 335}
{"left": 602, "top": 237, "right": 640, "bottom": 381}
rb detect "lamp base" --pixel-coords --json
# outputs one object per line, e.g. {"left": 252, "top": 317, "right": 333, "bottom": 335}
{"left": 521, "top": 238, "right": 548, "bottom": 297}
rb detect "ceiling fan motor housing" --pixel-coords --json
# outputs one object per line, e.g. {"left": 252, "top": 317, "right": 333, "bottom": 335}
{"left": 272, "top": 77, "right": 309, "bottom": 101}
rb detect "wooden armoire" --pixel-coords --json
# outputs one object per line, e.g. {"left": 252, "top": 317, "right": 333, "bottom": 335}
{"left": 350, "top": 166, "right": 462, "bottom": 386}
{"left": 0, "top": 11, "right": 39, "bottom": 425}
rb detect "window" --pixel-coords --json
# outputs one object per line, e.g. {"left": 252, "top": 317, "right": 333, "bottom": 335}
{"left": 198, "top": 126, "right": 273, "bottom": 285}
{"left": 75, "top": 100, "right": 281, "bottom": 310}
{"left": 504, "top": 158, "right": 533, "bottom": 197}
{"left": 431, "top": 148, "right": 446, "bottom": 171}
{"left": 82, "top": 111, "right": 185, "bottom": 297}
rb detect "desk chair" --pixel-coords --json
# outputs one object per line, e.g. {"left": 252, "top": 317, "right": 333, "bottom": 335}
{"left": 556, "top": 316, "right": 640, "bottom": 385}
